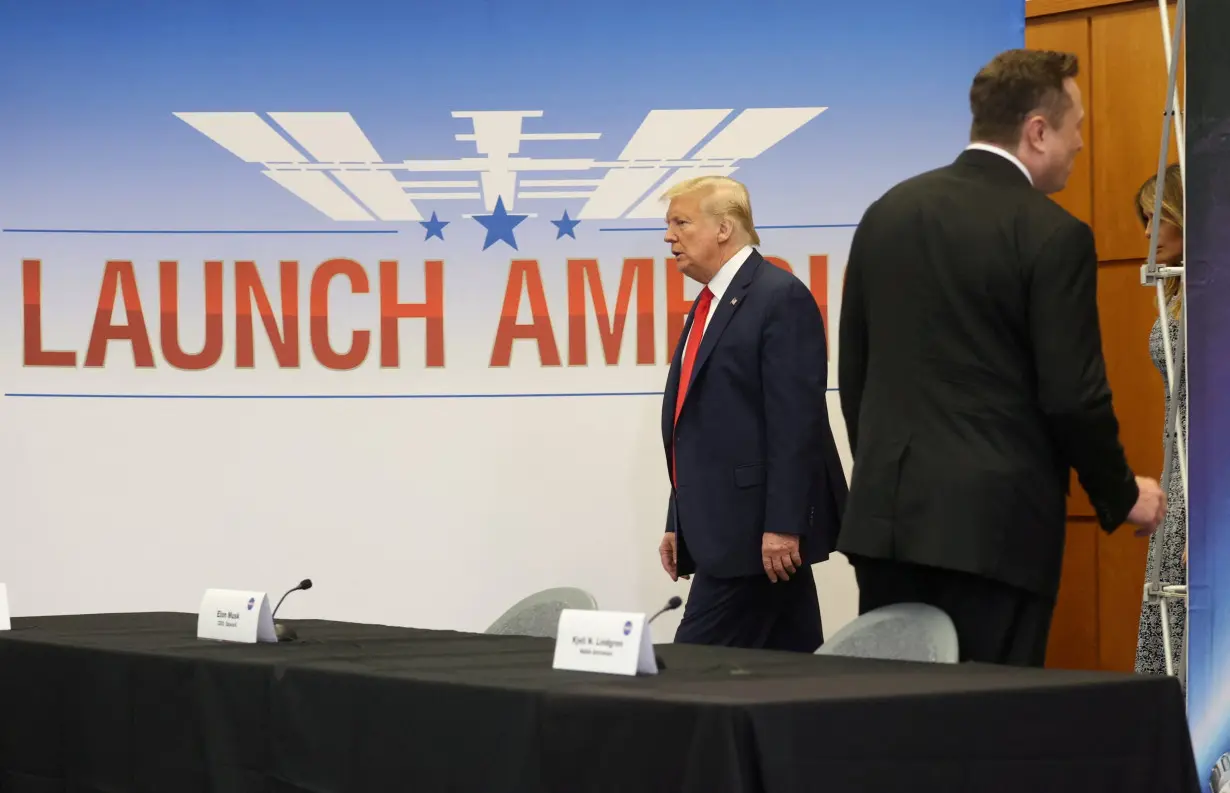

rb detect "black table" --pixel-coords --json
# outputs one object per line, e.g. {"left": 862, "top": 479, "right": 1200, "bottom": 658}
{"left": 0, "top": 613, "right": 1198, "bottom": 793}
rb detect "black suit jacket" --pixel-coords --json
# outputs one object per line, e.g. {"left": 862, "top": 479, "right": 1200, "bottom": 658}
{"left": 663, "top": 250, "right": 847, "bottom": 579}
{"left": 837, "top": 149, "right": 1139, "bottom": 598}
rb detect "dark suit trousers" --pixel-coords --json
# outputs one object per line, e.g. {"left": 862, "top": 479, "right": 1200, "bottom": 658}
{"left": 850, "top": 556, "right": 1056, "bottom": 667}
{"left": 674, "top": 564, "right": 823, "bottom": 653}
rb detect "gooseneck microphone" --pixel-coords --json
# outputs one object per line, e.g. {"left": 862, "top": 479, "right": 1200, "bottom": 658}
{"left": 648, "top": 595, "right": 684, "bottom": 670}
{"left": 272, "top": 578, "right": 313, "bottom": 642}
{"left": 649, "top": 595, "right": 683, "bottom": 626}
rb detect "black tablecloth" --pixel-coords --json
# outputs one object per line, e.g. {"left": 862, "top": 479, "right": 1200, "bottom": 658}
{"left": 0, "top": 613, "right": 1198, "bottom": 793}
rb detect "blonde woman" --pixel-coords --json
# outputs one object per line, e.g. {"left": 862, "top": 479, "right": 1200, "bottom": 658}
{"left": 1133, "top": 163, "right": 1186, "bottom": 679}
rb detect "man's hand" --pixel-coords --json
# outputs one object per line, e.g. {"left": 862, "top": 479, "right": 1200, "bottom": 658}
{"left": 659, "top": 533, "right": 689, "bottom": 581}
{"left": 1128, "top": 476, "right": 1166, "bottom": 537}
{"left": 762, "top": 532, "right": 802, "bottom": 582}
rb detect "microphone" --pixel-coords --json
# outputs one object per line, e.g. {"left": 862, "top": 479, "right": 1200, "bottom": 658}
{"left": 647, "top": 595, "right": 684, "bottom": 670}
{"left": 272, "top": 578, "right": 312, "bottom": 642}
{"left": 649, "top": 595, "right": 683, "bottom": 625}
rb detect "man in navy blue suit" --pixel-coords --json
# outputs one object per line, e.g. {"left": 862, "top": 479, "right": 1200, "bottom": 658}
{"left": 658, "top": 175, "right": 847, "bottom": 653}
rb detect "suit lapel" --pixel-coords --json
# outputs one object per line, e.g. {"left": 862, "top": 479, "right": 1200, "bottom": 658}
{"left": 681, "top": 251, "right": 762, "bottom": 399}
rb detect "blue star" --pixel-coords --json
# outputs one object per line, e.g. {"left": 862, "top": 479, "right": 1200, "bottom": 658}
{"left": 551, "top": 209, "right": 581, "bottom": 239}
{"left": 472, "top": 196, "right": 527, "bottom": 251}
{"left": 419, "top": 211, "right": 448, "bottom": 241}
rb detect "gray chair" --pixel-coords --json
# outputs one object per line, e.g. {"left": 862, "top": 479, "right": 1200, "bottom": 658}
{"left": 816, "top": 602, "right": 959, "bottom": 663}
{"left": 484, "top": 587, "right": 598, "bottom": 639}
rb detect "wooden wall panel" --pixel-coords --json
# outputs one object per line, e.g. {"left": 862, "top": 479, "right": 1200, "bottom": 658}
{"left": 1045, "top": 518, "right": 1101, "bottom": 669}
{"left": 1098, "top": 521, "right": 1151, "bottom": 670}
{"left": 1091, "top": 4, "right": 1184, "bottom": 261}
{"left": 1094, "top": 260, "right": 1165, "bottom": 670}
{"left": 1027, "top": 0, "right": 1138, "bottom": 19}
{"left": 1096, "top": 261, "right": 1166, "bottom": 483}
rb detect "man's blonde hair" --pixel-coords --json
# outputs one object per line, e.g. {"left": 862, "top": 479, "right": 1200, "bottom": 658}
{"left": 662, "top": 175, "right": 761, "bottom": 246}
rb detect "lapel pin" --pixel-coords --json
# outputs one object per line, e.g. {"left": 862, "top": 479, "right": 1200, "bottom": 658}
{"left": 731, "top": 298, "right": 739, "bottom": 306}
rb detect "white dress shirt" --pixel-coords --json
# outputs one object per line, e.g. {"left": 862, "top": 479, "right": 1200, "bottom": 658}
{"left": 685, "top": 244, "right": 754, "bottom": 347}
{"left": 965, "top": 142, "right": 1034, "bottom": 185}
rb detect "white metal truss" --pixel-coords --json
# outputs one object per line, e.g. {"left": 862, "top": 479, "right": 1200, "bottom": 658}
{"left": 1138, "top": 0, "right": 1187, "bottom": 690}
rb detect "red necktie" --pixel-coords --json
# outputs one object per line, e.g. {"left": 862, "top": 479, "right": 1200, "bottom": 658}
{"left": 672, "top": 286, "right": 713, "bottom": 484}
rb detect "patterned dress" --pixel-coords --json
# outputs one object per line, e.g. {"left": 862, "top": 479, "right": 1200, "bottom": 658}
{"left": 1134, "top": 305, "right": 1187, "bottom": 680}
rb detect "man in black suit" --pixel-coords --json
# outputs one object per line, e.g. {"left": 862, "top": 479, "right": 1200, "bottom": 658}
{"left": 658, "top": 175, "right": 847, "bottom": 653}
{"left": 837, "top": 49, "right": 1166, "bottom": 666}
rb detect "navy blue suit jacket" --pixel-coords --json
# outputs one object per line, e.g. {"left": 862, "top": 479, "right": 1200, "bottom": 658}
{"left": 663, "top": 250, "right": 847, "bottom": 579}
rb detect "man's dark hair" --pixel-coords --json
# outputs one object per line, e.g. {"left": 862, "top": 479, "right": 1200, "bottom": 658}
{"left": 969, "top": 49, "right": 1079, "bottom": 146}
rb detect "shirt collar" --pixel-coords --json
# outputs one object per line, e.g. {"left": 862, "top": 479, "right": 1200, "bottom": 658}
{"left": 706, "top": 244, "right": 753, "bottom": 303}
{"left": 965, "top": 142, "right": 1034, "bottom": 185}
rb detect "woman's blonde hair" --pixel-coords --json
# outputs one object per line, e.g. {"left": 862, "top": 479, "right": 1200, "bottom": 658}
{"left": 1135, "top": 163, "right": 1184, "bottom": 317}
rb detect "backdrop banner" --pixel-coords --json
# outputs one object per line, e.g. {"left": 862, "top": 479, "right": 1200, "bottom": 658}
{"left": 1183, "top": 0, "right": 1230, "bottom": 787}
{"left": 0, "top": 1, "right": 1021, "bottom": 639}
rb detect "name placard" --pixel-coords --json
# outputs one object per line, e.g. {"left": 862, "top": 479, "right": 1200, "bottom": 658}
{"left": 196, "top": 589, "right": 276, "bottom": 644}
{"left": 552, "top": 609, "right": 658, "bottom": 676}
{"left": 0, "top": 583, "right": 10, "bottom": 631}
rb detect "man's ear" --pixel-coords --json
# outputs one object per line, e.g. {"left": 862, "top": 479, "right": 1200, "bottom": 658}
{"left": 717, "top": 217, "right": 732, "bottom": 244}
{"left": 1021, "top": 113, "right": 1047, "bottom": 152}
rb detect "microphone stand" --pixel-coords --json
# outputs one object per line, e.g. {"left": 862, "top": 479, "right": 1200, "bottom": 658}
{"left": 648, "top": 596, "right": 684, "bottom": 670}
{"left": 272, "top": 579, "right": 313, "bottom": 642}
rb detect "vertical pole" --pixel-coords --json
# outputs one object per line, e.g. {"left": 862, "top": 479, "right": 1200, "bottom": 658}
{"left": 1156, "top": 0, "right": 1187, "bottom": 183}
{"left": 1143, "top": 0, "right": 1187, "bottom": 682}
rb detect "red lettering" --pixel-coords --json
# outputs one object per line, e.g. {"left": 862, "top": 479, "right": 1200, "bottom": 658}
{"left": 159, "top": 260, "right": 224, "bottom": 370}
{"left": 566, "top": 258, "right": 654, "bottom": 366}
{"left": 22, "top": 259, "right": 76, "bottom": 367}
{"left": 763, "top": 255, "right": 793, "bottom": 273}
{"left": 809, "top": 254, "right": 830, "bottom": 337}
{"left": 669, "top": 255, "right": 831, "bottom": 358}
{"left": 765, "top": 255, "right": 830, "bottom": 328}
{"left": 85, "top": 261, "right": 154, "bottom": 368}
{"left": 490, "top": 259, "right": 560, "bottom": 367}
{"left": 236, "top": 260, "right": 300, "bottom": 368}
{"left": 665, "top": 259, "right": 690, "bottom": 358}
{"left": 768, "top": 255, "right": 832, "bottom": 345}
{"left": 380, "top": 259, "right": 445, "bottom": 368}
{"left": 309, "top": 259, "right": 370, "bottom": 371}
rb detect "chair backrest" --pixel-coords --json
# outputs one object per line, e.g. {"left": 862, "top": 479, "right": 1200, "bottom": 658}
{"left": 816, "top": 602, "right": 959, "bottom": 663}
{"left": 484, "top": 587, "right": 598, "bottom": 639}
